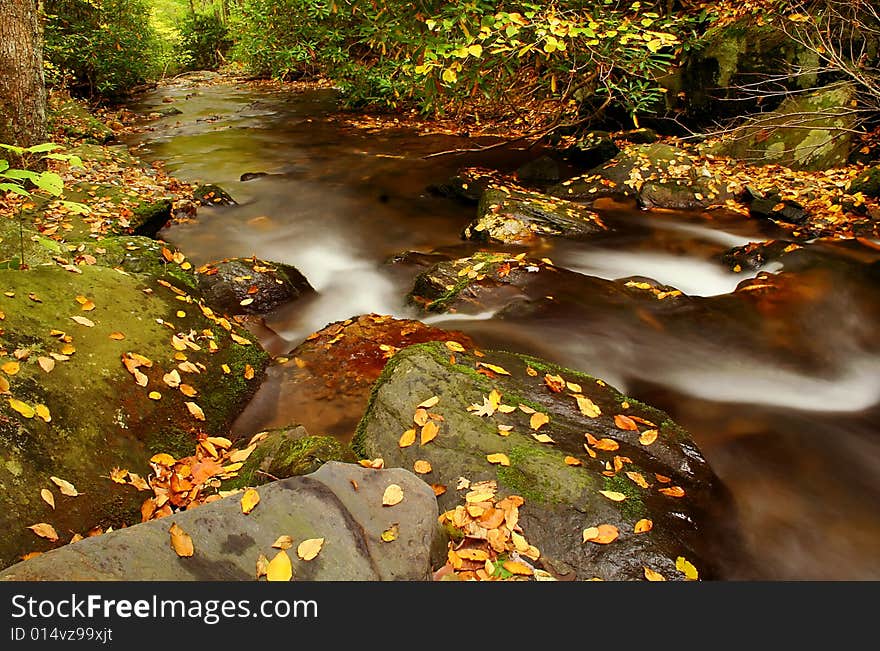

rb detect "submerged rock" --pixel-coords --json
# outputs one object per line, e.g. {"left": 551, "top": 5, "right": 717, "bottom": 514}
{"left": 564, "top": 131, "right": 620, "bottom": 168}
{"left": 515, "top": 155, "right": 561, "bottom": 185}
{"left": 196, "top": 257, "right": 313, "bottom": 316}
{"left": 354, "top": 342, "right": 738, "bottom": 580}
{"left": 193, "top": 183, "right": 236, "bottom": 206}
{"left": 464, "top": 185, "right": 607, "bottom": 244}
{"left": 0, "top": 463, "right": 442, "bottom": 581}
{"left": 427, "top": 167, "right": 505, "bottom": 204}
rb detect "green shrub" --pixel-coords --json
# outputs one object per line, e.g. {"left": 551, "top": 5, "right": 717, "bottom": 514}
{"left": 178, "top": 10, "right": 233, "bottom": 70}
{"left": 44, "top": 0, "right": 160, "bottom": 99}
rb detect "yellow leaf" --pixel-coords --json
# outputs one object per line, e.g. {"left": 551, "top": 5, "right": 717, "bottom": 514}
{"left": 28, "top": 522, "right": 59, "bottom": 542}
{"left": 2, "top": 361, "right": 20, "bottom": 375}
{"left": 529, "top": 412, "right": 549, "bottom": 430}
{"left": 598, "top": 490, "right": 627, "bottom": 502}
{"left": 644, "top": 567, "right": 666, "bottom": 581}
{"left": 531, "top": 432, "right": 554, "bottom": 444}
{"left": 576, "top": 395, "right": 601, "bottom": 418}
{"left": 297, "top": 537, "right": 324, "bottom": 561}
{"left": 413, "top": 460, "right": 432, "bottom": 474}
{"left": 40, "top": 489, "right": 55, "bottom": 509}
{"left": 418, "top": 395, "right": 440, "bottom": 409}
{"left": 256, "top": 553, "right": 269, "bottom": 579}
{"left": 150, "top": 452, "right": 176, "bottom": 466}
{"left": 50, "top": 476, "right": 79, "bottom": 497}
{"left": 0, "top": 376, "right": 8, "bottom": 394}
{"left": 148, "top": 391, "right": 161, "bottom": 400}
{"left": 381, "top": 524, "right": 399, "bottom": 542}
{"left": 168, "top": 522, "right": 194, "bottom": 557}
{"left": 244, "top": 364, "right": 255, "bottom": 380}
{"left": 272, "top": 535, "right": 294, "bottom": 550}
{"left": 502, "top": 560, "right": 533, "bottom": 576}
{"left": 444, "top": 341, "right": 465, "bottom": 353}
{"left": 478, "top": 362, "right": 510, "bottom": 375}
{"left": 266, "top": 549, "right": 292, "bottom": 581}
{"left": 185, "top": 401, "right": 205, "bottom": 421}
{"left": 467, "top": 43, "right": 483, "bottom": 57}
{"left": 441, "top": 68, "right": 458, "bottom": 83}
{"left": 70, "top": 315, "right": 95, "bottom": 327}
{"left": 639, "top": 429, "right": 658, "bottom": 445}
{"left": 109, "top": 331, "right": 126, "bottom": 340}
{"left": 398, "top": 428, "right": 416, "bottom": 448}
{"left": 230, "top": 332, "right": 252, "bottom": 345}
{"left": 240, "top": 488, "right": 260, "bottom": 514}
{"left": 634, "top": 518, "right": 653, "bottom": 533}
{"left": 109, "top": 467, "right": 128, "bottom": 484}
{"left": 626, "top": 471, "right": 650, "bottom": 488}
{"left": 420, "top": 420, "right": 439, "bottom": 444}
{"left": 34, "top": 404, "right": 50, "bottom": 422}
{"left": 458, "top": 548, "right": 489, "bottom": 561}
{"left": 382, "top": 484, "right": 404, "bottom": 506}
{"left": 486, "top": 453, "right": 510, "bottom": 466}
{"left": 676, "top": 556, "right": 699, "bottom": 580}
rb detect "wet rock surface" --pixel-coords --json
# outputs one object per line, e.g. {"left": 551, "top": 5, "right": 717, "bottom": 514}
{"left": 196, "top": 257, "right": 313, "bottom": 316}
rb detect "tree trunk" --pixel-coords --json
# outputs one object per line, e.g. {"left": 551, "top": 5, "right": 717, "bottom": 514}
{"left": 0, "top": 0, "right": 47, "bottom": 148}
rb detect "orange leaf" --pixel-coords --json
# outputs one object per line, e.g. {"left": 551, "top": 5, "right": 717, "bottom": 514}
{"left": 564, "top": 456, "right": 582, "bottom": 466}
{"left": 582, "top": 524, "right": 618, "bottom": 544}
{"left": 184, "top": 401, "right": 205, "bottom": 421}
{"left": 659, "top": 486, "right": 685, "bottom": 498}
{"left": 169, "top": 522, "right": 194, "bottom": 557}
{"left": 634, "top": 518, "right": 653, "bottom": 533}
{"left": 398, "top": 428, "right": 416, "bottom": 448}
{"left": 502, "top": 560, "right": 533, "bottom": 576}
{"left": 593, "top": 437, "right": 619, "bottom": 451}
{"left": 625, "top": 471, "right": 649, "bottom": 488}
{"left": 486, "top": 452, "right": 510, "bottom": 466}
{"left": 543, "top": 374, "right": 565, "bottom": 392}
{"left": 420, "top": 420, "right": 439, "bottom": 445}
{"left": 614, "top": 414, "right": 639, "bottom": 431}
{"left": 644, "top": 567, "right": 666, "bottom": 581}
{"left": 639, "top": 429, "right": 658, "bottom": 445}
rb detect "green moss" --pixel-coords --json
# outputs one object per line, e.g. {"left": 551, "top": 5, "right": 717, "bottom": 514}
{"left": 602, "top": 473, "right": 645, "bottom": 520}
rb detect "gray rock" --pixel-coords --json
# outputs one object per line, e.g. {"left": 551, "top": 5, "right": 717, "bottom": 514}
{"left": 196, "top": 257, "right": 313, "bottom": 315}
{"left": 0, "top": 463, "right": 443, "bottom": 581}
{"left": 193, "top": 183, "right": 236, "bottom": 206}
{"left": 354, "top": 343, "right": 739, "bottom": 580}
{"left": 638, "top": 179, "right": 733, "bottom": 210}
{"left": 464, "top": 185, "right": 607, "bottom": 244}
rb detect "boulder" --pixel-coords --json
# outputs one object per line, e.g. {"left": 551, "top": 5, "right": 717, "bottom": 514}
{"left": 354, "top": 342, "right": 738, "bottom": 581}
{"left": 0, "top": 463, "right": 443, "bottom": 581}
{"left": 563, "top": 131, "right": 619, "bottom": 169}
{"left": 515, "top": 155, "right": 561, "bottom": 185}
{"left": 714, "top": 83, "right": 857, "bottom": 171}
{"left": 464, "top": 185, "right": 607, "bottom": 245}
{"left": 232, "top": 314, "right": 474, "bottom": 440}
{"left": 848, "top": 166, "right": 880, "bottom": 198}
{"left": 193, "top": 184, "right": 236, "bottom": 206}
{"left": 549, "top": 143, "right": 697, "bottom": 201}
{"left": 0, "top": 262, "right": 267, "bottom": 569}
{"left": 196, "top": 257, "right": 313, "bottom": 316}
{"left": 638, "top": 179, "right": 733, "bottom": 210}
{"left": 427, "top": 167, "right": 505, "bottom": 204}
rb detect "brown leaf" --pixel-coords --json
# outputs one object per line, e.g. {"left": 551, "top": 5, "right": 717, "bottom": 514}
{"left": 543, "top": 374, "right": 565, "bottom": 392}
{"left": 256, "top": 553, "right": 270, "bottom": 579}
{"left": 28, "top": 522, "right": 59, "bottom": 542}
{"left": 169, "top": 522, "right": 194, "bottom": 557}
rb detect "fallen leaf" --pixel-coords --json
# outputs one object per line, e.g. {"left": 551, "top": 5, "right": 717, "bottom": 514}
{"left": 676, "top": 556, "right": 699, "bottom": 580}
{"left": 0, "top": 376, "right": 8, "bottom": 394}
{"left": 34, "top": 404, "right": 50, "bottom": 422}
{"left": 502, "top": 560, "right": 533, "bottom": 576}
{"left": 109, "top": 467, "right": 128, "bottom": 484}
{"left": 150, "top": 452, "right": 176, "bottom": 466}
{"left": 634, "top": 519, "right": 653, "bottom": 533}
{"left": 582, "top": 524, "right": 618, "bottom": 544}
{"left": 398, "top": 428, "right": 416, "bottom": 448}
{"left": 529, "top": 412, "right": 549, "bottom": 430}
{"left": 297, "top": 537, "right": 324, "bottom": 561}
{"left": 272, "top": 535, "right": 294, "bottom": 550}
{"left": 256, "top": 553, "right": 270, "bottom": 579}
{"left": 639, "top": 429, "right": 659, "bottom": 445}
{"left": 148, "top": 391, "right": 161, "bottom": 400}
{"left": 530, "top": 432, "right": 554, "bottom": 444}
{"left": 564, "top": 456, "right": 582, "bottom": 466}
{"left": 544, "top": 374, "right": 565, "bottom": 392}
{"left": 244, "top": 364, "right": 255, "bottom": 380}
{"left": 168, "top": 522, "right": 194, "bottom": 557}
{"left": 576, "top": 395, "right": 601, "bottom": 418}
{"left": 486, "top": 453, "right": 511, "bottom": 466}
{"left": 417, "top": 396, "right": 440, "bottom": 409}
{"left": 70, "top": 315, "right": 95, "bottom": 327}
{"left": 240, "top": 488, "right": 260, "bottom": 514}
{"left": 614, "top": 414, "right": 639, "bottom": 431}
{"left": 659, "top": 486, "right": 685, "bottom": 498}
{"left": 626, "top": 471, "right": 650, "bottom": 488}
{"left": 37, "top": 357, "right": 55, "bottom": 373}
{"left": 28, "top": 523, "right": 59, "bottom": 542}
{"left": 381, "top": 524, "right": 399, "bottom": 542}
{"left": 382, "top": 484, "right": 404, "bottom": 506}
{"left": 413, "top": 460, "right": 432, "bottom": 474}
{"left": 644, "top": 567, "right": 666, "bottom": 581}
{"left": 185, "top": 401, "right": 205, "bottom": 421}
{"left": 40, "top": 489, "right": 55, "bottom": 509}
{"left": 478, "top": 362, "right": 510, "bottom": 375}
{"left": 109, "top": 331, "right": 126, "bottom": 340}
{"left": 420, "top": 420, "right": 439, "bottom": 444}
{"left": 445, "top": 341, "right": 465, "bottom": 352}
{"left": 266, "top": 550, "right": 292, "bottom": 581}
{"left": 50, "top": 476, "right": 79, "bottom": 497}
{"left": 1, "top": 361, "right": 20, "bottom": 375}
{"left": 598, "top": 490, "right": 627, "bottom": 502}
{"left": 179, "top": 384, "right": 198, "bottom": 397}
{"left": 431, "top": 484, "right": 447, "bottom": 496}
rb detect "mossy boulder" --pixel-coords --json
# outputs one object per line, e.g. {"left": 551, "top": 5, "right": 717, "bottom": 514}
{"left": 549, "top": 143, "right": 697, "bottom": 202}
{"left": 563, "top": 131, "right": 620, "bottom": 168}
{"left": 848, "top": 166, "right": 880, "bottom": 198}
{"left": 715, "top": 83, "right": 857, "bottom": 171}
{"left": 464, "top": 185, "right": 607, "bottom": 245}
{"left": 195, "top": 257, "right": 313, "bottom": 316}
{"left": 193, "top": 184, "right": 236, "bottom": 206}
{"left": 355, "top": 342, "right": 739, "bottom": 580}
{"left": 48, "top": 93, "right": 115, "bottom": 144}
{"left": 223, "top": 427, "right": 356, "bottom": 489}
{"left": 427, "top": 167, "right": 506, "bottom": 205}
{"left": 638, "top": 178, "right": 734, "bottom": 210}
{"left": 0, "top": 262, "right": 267, "bottom": 569}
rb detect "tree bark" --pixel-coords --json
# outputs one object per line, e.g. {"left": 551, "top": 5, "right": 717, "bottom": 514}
{"left": 0, "top": 0, "right": 47, "bottom": 148}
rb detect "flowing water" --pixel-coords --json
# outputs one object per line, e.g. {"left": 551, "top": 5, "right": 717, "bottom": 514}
{"left": 125, "top": 76, "right": 880, "bottom": 580}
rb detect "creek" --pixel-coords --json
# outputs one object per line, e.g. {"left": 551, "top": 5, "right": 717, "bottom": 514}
{"left": 125, "top": 76, "right": 880, "bottom": 580}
